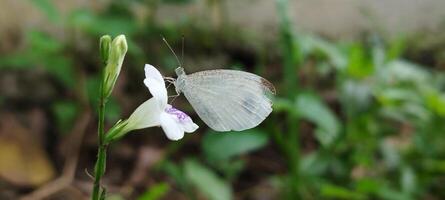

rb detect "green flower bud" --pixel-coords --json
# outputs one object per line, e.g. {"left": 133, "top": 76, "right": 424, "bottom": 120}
{"left": 99, "top": 35, "right": 112, "bottom": 64}
{"left": 103, "top": 34, "right": 128, "bottom": 98}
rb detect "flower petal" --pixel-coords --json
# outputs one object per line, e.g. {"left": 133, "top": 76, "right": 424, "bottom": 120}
{"left": 144, "top": 64, "right": 165, "bottom": 86}
{"left": 127, "top": 98, "right": 161, "bottom": 130}
{"left": 144, "top": 79, "right": 167, "bottom": 108}
{"left": 182, "top": 121, "right": 199, "bottom": 133}
{"left": 144, "top": 64, "right": 168, "bottom": 108}
{"left": 164, "top": 104, "right": 199, "bottom": 133}
{"left": 160, "top": 112, "right": 184, "bottom": 141}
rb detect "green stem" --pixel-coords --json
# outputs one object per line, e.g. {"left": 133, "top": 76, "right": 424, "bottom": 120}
{"left": 277, "top": 0, "right": 301, "bottom": 196}
{"left": 286, "top": 114, "right": 300, "bottom": 198}
{"left": 92, "top": 80, "right": 107, "bottom": 200}
{"left": 269, "top": 113, "right": 300, "bottom": 198}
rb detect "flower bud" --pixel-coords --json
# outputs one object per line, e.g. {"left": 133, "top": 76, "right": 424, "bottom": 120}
{"left": 99, "top": 35, "right": 111, "bottom": 64}
{"left": 103, "top": 34, "right": 128, "bottom": 98}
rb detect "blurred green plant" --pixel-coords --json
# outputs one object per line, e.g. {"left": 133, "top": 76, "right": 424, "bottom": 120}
{"left": 202, "top": 130, "right": 268, "bottom": 162}
{"left": 270, "top": 0, "right": 445, "bottom": 199}
{"left": 137, "top": 182, "right": 169, "bottom": 200}
{"left": 184, "top": 159, "right": 233, "bottom": 200}
{"left": 0, "top": 31, "right": 75, "bottom": 88}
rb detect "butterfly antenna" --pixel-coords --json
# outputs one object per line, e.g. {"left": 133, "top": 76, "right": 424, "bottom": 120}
{"left": 162, "top": 36, "right": 182, "bottom": 67}
{"left": 181, "top": 35, "right": 185, "bottom": 65}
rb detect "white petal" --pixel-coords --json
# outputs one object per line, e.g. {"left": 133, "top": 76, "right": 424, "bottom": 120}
{"left": 182, "top": 121, "right": 199, "bottom": 133}
{"left": 160, "top": 112, "right": 184, "bottom": 141}
{"left": 144, "top": 79, "right": 167, "bottom": 108}
{"left": 127, "top": 98, "right": 161, "bottom": 130}
{"left": 164, "top": 104, "right": 199, "bottom": 133}
{"left": 144, "top": 64, "right": 168, "bottom": 108}
{"left": 144, "top": 64, "right": 165, "bottom": 86}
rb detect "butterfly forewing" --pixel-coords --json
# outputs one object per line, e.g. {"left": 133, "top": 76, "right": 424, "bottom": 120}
{"left": 179, "top": 69, "right": 275, "bottom": 131}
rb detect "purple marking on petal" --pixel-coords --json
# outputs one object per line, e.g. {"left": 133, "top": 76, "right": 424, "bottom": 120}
{"left": 165, "top": 106, "right": 191, "bottom": 123}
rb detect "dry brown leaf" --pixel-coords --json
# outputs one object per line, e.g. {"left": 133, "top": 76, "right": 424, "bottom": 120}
{"left": 0, "top": 114, "right": 55, "bottom": 187}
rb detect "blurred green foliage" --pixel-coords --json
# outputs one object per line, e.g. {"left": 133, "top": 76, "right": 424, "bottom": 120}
{"left": 0, "top": 0, "right": 444, "bottom": 199}
{"left": 137, "top": 182, "right": 169, "bottom": 200}
{"left": 203, "top": 130, "right": 268, "bottom": 161}
{"left": 296, "top": 93, "right": 340, "bottom": 147}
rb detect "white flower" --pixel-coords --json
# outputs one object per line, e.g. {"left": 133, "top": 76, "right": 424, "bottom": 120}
{"left": 110, "top": 64, "right": 198, "bottom": 141}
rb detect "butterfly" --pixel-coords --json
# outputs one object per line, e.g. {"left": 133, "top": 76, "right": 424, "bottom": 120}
{"left": 162, "top": 37, "right": 275, "bottom": 132}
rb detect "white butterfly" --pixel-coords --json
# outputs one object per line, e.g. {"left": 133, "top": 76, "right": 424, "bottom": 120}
{"left": 173, "top": 67, "right": 276, "bottom": 132}
{"left": 161, "top": 37, "right": 275, "bottom": 131}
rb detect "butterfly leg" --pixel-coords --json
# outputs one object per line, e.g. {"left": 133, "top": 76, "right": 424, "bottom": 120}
{"left": 164, "top": 76, "right": 176, "bottom": 83}
{"left": 164, "top": 77, "right": 181, "bottom": 104}
{"left": 164, "top": 77, "right": 176, "bottom": 89}
{"left": 168, "top": 94, "right": 180, "bottom": 104}
{"left": 168, "top": 86, "right": 181, "bottom": 104}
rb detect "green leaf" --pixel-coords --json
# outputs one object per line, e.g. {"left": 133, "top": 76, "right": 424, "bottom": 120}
{"left": 296, "top": 93, "right": 340, "bottom": 147}
{"left": 381, "top": 60, "right": 429, "bottom": 84}
{"left": 184, "top": 159, "right": 233, "bottom": 200}
{"left": 321, "top": 184, "right": 366, "bottom": 200}
{"left": 202, "top": 129, "right": 268, "bottom": 161}
{"left": 273, "top": 97, "right": 296, "bottom": 115}
{"left": 346, "top": 44, "right": 373, "bottom": 78}
{"left": 300, "top": 34, "right": 348, "bottom": 69}
{"left": 355, "top": 178, "right": 381, "bottom": 194}
{"left": 425, "top": 91, "right": 445, "bottom": 116}
{"left": 376, "top": 187, "right": 413, "bottom": 200}
{"left": 137, "top": 182, "right": 169, "bottom": 200}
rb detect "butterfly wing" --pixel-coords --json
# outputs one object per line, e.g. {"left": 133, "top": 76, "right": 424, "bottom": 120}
{"left": 178, "top": 69, "right": 275, "bottom": 132}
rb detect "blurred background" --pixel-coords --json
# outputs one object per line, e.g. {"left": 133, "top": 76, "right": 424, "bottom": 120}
{"left": 1, "top": 0, "right": 445, "bottom": 199}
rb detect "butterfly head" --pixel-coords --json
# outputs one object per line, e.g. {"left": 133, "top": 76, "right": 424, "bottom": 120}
{"left": 174, "top": 67, "right": 186, "bottom": 94}
{"left": 175, "top": 67, "right": 185, "bottom": 77}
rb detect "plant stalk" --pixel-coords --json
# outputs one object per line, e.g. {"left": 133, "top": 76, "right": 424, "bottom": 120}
{"left": 92, "top": 79, "right": 107, "bottom": 200}
{"left": 286, "top": 114, "right": 300, "bottom": 197}
{"left": 276, "top": 0, "right": 302, "bottom": 197}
